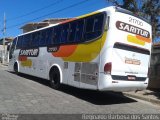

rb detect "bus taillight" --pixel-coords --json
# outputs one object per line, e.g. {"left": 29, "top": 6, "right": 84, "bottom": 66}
{"left": 104, "top": 62, "right": 112, "bottom": 74}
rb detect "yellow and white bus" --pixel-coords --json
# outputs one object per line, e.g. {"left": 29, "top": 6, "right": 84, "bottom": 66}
{"left": 8, "top": 6, "right": 152, "bottom": 92}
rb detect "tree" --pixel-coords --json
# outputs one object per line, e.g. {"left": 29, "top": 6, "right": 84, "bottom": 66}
{"left": 107, "top": 0, "right": 139, "bottom": 12}
{"left": 141, "top": 0, "right": 160, "bottom": 40}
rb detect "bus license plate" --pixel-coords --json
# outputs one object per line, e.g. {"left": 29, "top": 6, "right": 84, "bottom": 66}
{"left": 128, "top": 76, "right": 136, "bottom": 80}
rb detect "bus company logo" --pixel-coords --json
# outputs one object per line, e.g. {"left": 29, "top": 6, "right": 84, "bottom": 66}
{"left": 125, "top": 57, "right": 141, "bottom": 65}
{"left": 19, "top": 48, "right": 39, "bottom": 57}
{"left": 116, "top": 21, "right": 150, "bottom": 38}
{"left": 47, "top": 46, "right": 59, "bottom": 53}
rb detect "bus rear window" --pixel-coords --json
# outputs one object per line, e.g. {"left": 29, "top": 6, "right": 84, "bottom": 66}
{"left": 114, "top": 42, "right": 150, "bottom": 55}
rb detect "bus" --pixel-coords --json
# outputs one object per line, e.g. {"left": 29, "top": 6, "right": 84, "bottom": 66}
{"left": 8, "top": 6, "right": 152, "bottom": 92}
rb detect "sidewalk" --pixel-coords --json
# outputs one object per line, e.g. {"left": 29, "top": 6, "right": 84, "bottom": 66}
{"left": 123, "top": 89, "right": 160, "bottom": 105}
{"left": 0, "top": 63, "right": 8, "bottom": 67}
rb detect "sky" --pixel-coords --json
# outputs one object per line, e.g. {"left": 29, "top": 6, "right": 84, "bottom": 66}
{"left": 0, "top": 0, "right": 117, "bottom": 38}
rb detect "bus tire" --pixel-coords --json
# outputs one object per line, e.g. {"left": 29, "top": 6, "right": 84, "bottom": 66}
{"left": 50, "top": 67, "right": 61, "bottom": 89}
{"left": 14, "top": 63, "right": 18, "bottom": 74}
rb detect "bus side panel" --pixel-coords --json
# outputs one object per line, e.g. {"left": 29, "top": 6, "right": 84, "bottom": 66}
{"left": 65, "top": 62, "right": 80, "bottom": 88}
{"left": 60, "top": 38, "right": 104, "bottom": 90}
{"left": 98, "top": 29, "right": 112, "bottom": 90}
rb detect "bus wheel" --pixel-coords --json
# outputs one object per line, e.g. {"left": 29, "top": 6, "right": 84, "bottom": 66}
{"left": 14, "top": 63, "right": 18, "bottom": 74}
{"left": 50, "top": 67, "right": 61, "bottom": 89}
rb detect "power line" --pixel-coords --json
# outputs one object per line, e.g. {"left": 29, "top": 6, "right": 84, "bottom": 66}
{"left": 6, "top": 0, "right": 90, "bottom": 30}
{"left": 7, "top": 0, "right": 63, "bottom": 21}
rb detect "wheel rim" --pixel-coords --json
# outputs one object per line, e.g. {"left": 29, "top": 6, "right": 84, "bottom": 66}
{"left": 52, "top": 74, "right": 57, "bottom": 85}
{"left": 50, "top": 68, "right": 60, "bottom": 89}
{"left": 14, "top": 64, "right": 18, "bottom": 73}
{"left": 51, "top": 74, "right": 58, "bottom": 85}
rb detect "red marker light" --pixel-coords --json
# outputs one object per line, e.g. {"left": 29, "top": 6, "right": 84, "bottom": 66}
{"left": 104, "top": 62, "right": 112, "bottom": 74}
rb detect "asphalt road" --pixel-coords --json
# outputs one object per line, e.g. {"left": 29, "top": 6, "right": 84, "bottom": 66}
{"left": 0, "top": 65, "right": 160, "bottom": 114}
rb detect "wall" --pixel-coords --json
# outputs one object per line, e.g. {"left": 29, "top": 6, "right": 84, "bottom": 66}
{"left": 149, "top": 46, "right": 160, "bottom": 89}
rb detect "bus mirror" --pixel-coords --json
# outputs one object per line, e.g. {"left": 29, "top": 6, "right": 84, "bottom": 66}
{"left": 106, "top": 16, "right": 110, "bottom": 30}
{"left": 9, "top": 54, "right": 12, "bottom": 59}
{"left": 7, "top": 45, "right": 10, "bottom": 51}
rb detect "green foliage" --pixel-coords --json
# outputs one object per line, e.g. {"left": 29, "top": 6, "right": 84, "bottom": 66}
{"left": 141, "top": 0, "right": 160, "bottom": 39}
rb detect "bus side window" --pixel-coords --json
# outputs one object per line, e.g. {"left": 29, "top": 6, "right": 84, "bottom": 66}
{"left": 84, "top": 13, "right": 105, "bottom": 41}
{"left": 94, "top": 14, "right": 104, "bottom": 32}
{"left": 23, "top": 34, "right": 31, "bottom": 48}
{"left": 68, "top": 21, "right": 77, "bottom": 43}
{"left": 61, "top": 24, "right": 69, "bottom": 44}
{"left": 32, "top": 32, "right": 40, "bottom": 47}
{"left": 84, "top": 16, "right": 95, "bottom": 41}
{"left": 85, "top": 17, "right": 94, "bottom": 33}
{"left": 40, "top": 30, "right": 46, "bottom": 46}
{"left": 46, "top": 28, "right": 53, "bottom": 46}
{"left": 12, "top": 38, "right": 17, "bottom": 49}
{"left": 16, "top": 36, "right": 23, "bottom": 49}
{"left": 75, "top": 19, "right": 84, "bottom": 42}
{"left": 53, "top": 26, "right": 62, "bottom": 45}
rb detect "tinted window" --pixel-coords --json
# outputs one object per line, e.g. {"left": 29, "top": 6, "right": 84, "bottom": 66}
{"left": 9, "top": 38, "right": 17, "bottom": 58}
{"left": 61, "top": 24, "right": 69, "bottom": 43}
{"left": 85, "top": 17, "right": 94, "bottom": 33}
{"left": 114, "top": 42, "right": 150, "bottom": 55}
{"left": 94, "top": 14, "right": 104, "bottom": 31}
{"left": 75, "top": 19, "right": 84, "bottom": 42}
{"left": 12, "top": 38, "right": 17, "bottom": 46}
{"left": 53, "top": 26, "right": 62, "bottom": 44}
{"left": 46, "top": 28, "right": 53, "bottom": 45}
{"left": 84, "top": 13, "right": 105, "bottom": 41}
{"left": 10, "top": 38, "right": 17, "bottom": 51}
{"left": 16, "top": 36, "right": 23, "bottom": 49}
{"left": 32, "top": 32, "right": 40, "bottom": 47}
{"left": 23, "top": 34, "right": 31, "bottom": 48}
{"left": 40, "top": 30, "right": 47, "bottom": 46}
{"left": 68, "top": 21, "right": 77, "bottom": 42}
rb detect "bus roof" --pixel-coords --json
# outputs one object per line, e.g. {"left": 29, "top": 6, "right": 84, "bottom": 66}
{"left": 17, "top": 6, "right": 150, "bottom": 37}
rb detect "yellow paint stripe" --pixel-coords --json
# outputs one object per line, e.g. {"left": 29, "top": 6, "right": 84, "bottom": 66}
{"left": 21, "top": 59, "right": 32, "bottom": 67}
{"left": 77, "top": 11, "right": 99, "bottom": 19}
{"left": 62, "top": 31, "right": 107, "bottom": 62}
{"left": 127, "top": 35, "right": 145, "bottom": 46}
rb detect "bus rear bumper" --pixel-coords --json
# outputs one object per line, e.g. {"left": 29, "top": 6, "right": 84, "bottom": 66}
{"left": 98, "top": 74, "right": 148, "bottom": 92}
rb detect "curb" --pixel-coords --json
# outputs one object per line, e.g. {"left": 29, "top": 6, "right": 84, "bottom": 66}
{"left": 123, "top": 92, "right": 160, "bottom": 105}
{"left": 0, "top": 63, "right": 8, "bottom": 66}
{"left": 0, "top": 64, "right": 8, "bottom": 68}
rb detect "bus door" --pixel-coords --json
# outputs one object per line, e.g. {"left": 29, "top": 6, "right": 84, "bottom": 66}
{"left": 8, "top": 38, "right": 17, "bottom": 70}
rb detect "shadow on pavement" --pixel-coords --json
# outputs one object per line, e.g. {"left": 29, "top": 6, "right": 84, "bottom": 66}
{"left": 60, "top": 85, "right": 137, "bottom": 105}
{"left": 8, "top": 71, "right": 137, "bottom": 105}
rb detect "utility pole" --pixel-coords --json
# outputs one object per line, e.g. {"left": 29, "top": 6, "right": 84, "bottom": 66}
{"left": 2, "top": 13, "right": 6, "bottom": 64}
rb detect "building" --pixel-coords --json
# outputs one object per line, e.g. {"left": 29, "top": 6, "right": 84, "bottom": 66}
{"left": 0, "top": 37, "right": 14, "bottom": 51}
{"left": 20, "top": 18, "right": 71, "bottom": 33}
{"left": 149, "top": 43, "right": 160, "bottom": 90}
{"left": 0, "top": 37, "right": 14, "bottom": 63}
